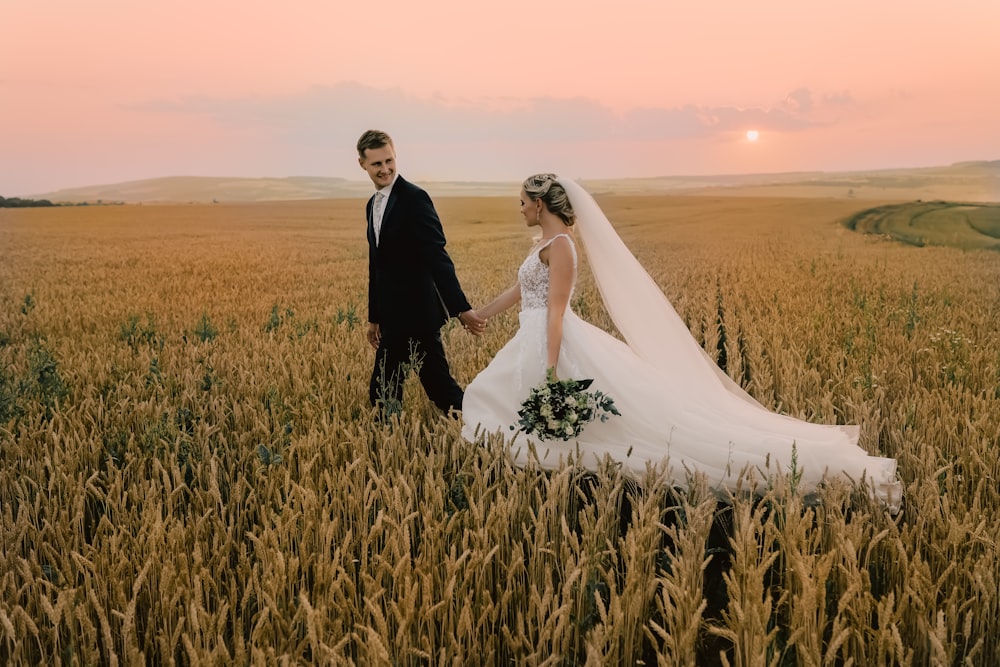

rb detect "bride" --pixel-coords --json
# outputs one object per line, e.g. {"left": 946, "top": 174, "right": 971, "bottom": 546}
{"left": 461, "top": 174, "right": 902, "bottom": 512}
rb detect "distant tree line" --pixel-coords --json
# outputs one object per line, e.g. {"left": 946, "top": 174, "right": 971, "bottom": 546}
{"left": 0, "top": 196, "right": 55, "bottom": 208}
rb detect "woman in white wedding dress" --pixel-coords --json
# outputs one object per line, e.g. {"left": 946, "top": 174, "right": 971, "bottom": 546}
{"left": 461, "top": 174, "right": 902, "bottom": 512}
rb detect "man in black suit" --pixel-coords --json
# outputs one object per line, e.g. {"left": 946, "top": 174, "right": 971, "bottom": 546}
{"left": 358, "top": 129, "right": 485, "bottom": 417}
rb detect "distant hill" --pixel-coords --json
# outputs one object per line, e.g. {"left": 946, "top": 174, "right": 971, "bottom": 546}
{"left": 29, "top": 176, "right": 372, "bottom": 204}
{"left": 28, "top": 175, "right": 521, "bottom": 204}
{"left": 586, "top": 160, "right": 1000, "bottom": 203}
{"left": 27, "top": 161, "right": 1000, "bottom": 204}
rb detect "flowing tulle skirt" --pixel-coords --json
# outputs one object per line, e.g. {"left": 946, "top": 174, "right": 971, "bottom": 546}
{"left": 462, "top": 308, "right": 902, "bottom": 512}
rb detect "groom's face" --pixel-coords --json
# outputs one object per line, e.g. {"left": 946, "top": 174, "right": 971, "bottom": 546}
{"left": 359, "top": 144, "right": 397, "bottom": 189}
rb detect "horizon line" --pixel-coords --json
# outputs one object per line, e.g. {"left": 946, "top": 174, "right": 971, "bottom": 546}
{"left": 20, "top": 158, "right": 1000, "bottom": 198}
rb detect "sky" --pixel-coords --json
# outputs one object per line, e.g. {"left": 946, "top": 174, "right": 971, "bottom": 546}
{"left": 2, "top": 0, "right": 999, "bottom": 196}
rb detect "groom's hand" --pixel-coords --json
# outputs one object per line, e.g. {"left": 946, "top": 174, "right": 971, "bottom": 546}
{"left": 367, "top": 322, "right": 381, "bottom": 349}
{"left": 459, "top": 310, "right": 486, "bottom": 336}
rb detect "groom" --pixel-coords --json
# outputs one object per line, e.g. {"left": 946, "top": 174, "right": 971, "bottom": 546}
{"left": 357, "top": 129, "right": 485, "bottom": 417}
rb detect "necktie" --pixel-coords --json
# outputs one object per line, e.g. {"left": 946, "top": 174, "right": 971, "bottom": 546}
{"left": 372, "top": 191, "right": 385, "bottom": 244}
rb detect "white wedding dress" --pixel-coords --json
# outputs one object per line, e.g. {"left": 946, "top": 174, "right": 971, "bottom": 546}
{"left": 461, "top": 181, "right": 902, "bottom": 512}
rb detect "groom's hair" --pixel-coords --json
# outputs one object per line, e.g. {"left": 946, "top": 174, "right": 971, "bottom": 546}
{"left": 357, "top": 130, "right": 394, "bottom": 158}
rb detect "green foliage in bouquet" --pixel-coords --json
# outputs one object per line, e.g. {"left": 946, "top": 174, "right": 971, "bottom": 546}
{"left": 512, "top": 368, "right": 620, "bottom": 441}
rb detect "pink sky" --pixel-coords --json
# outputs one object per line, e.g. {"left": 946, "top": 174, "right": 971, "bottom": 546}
{"left": 3, "top": 0, "right": 999, "bottom": 196}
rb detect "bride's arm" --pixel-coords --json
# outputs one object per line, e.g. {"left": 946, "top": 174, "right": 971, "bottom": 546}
{"left": 478, "top": 283, "right": 521, "bottom": 320}
{"left": 544, "top": 237, "right": 574, "bottom": 376}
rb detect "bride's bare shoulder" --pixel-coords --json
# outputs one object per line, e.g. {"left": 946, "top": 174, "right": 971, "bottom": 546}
{"left": 539, "top": 234, "right": 574, "bottom": 265}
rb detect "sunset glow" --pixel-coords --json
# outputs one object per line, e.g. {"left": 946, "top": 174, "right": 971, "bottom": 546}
{"left": 1, "top": 0, "right": 999, "bottom": 195}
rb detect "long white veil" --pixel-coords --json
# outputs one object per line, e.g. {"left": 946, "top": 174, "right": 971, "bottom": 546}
{"left": 561, "top": 177, "right": 768, "bottom": 410}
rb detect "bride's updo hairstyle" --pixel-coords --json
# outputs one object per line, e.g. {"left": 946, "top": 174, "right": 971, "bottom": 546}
{"left": 523, "top": 173, "right": 576, "bottom": 226}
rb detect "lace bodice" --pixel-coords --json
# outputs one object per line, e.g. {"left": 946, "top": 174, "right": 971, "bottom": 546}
{"left": 518, "top": 234, "right": 577, "bottom": 311}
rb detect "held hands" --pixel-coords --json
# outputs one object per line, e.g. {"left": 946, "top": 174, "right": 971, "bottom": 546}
{"left": 459, "top": 310, "right": 487, "bottom": 336}
{"left": 368, "top": 313, "right": 484, "bottom": 349}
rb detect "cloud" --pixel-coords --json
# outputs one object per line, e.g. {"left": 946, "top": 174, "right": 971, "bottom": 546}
{"left": 823, "top": 90, "right": 854, "bottom": 106}
{"left": 131, "top": 82, "right": 835, "bottom": 149}
{"left": 784, "top": 88, "right": 814, "bottom": 114}
{"left": 97, "top": 83, "right": 863, "bottom": 185}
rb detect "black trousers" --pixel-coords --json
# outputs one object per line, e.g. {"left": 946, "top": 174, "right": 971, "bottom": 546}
{"left": 369, "top": 329, "right": 463, "bottom": 415}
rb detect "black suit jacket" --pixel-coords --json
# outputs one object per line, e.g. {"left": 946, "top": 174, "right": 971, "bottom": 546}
{"left": 367, "top": 176, "right": 472, "bottom": 335}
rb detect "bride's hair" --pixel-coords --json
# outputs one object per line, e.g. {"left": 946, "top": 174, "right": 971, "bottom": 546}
{"left": 523, "top": 173, "right": 576, "bottom": 226}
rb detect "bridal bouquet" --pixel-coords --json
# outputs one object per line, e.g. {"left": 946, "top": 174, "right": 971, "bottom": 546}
{"left": 513, "top": 369, "right": 620, "bottom": 441}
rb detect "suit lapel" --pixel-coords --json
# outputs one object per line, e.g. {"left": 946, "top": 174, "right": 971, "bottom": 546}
{"left": 366, "top": 195, "right": 376, "bottom": 246}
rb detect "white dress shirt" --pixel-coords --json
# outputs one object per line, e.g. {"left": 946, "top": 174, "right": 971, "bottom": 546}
{"left": 372, "top": 177, "right": 397, "bottom": 245}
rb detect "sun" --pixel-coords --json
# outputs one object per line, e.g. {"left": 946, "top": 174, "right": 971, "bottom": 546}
{"left": 745, "top": 129, "right": 760, "bottom": 142}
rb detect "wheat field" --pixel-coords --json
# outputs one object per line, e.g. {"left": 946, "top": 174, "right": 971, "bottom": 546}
{"left": 1, "top": 193, "right": 998, "bottom": 665}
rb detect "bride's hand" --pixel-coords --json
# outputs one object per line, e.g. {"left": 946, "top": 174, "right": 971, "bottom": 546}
{"left": 459, "top": 309, "right": 487, "bottom": 336}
